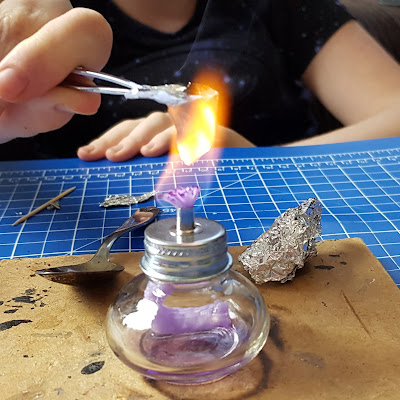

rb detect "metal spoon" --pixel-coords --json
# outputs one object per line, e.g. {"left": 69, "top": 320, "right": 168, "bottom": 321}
{"left": 35, "top": 206, "right": 159, "bottom": 285}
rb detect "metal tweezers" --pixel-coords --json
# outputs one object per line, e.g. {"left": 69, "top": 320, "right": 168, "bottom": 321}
{"left": 68, "top": 69, "right": 190, "bottom": 106}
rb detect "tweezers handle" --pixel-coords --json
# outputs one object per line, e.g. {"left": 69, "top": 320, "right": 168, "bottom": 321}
{"left": 71, "top": 69, "right": 141, "bottom": 95}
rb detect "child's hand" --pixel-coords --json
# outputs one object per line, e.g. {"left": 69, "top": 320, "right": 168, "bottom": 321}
{"left": 77, "top": 112, "right": 176, "bottom": 161}
{"left": 77, "top": 111, "right": 255, "bottom": 162}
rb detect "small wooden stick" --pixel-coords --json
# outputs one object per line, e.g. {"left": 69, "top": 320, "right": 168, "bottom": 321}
{"left": 12, "top": 186, "right": 76, "bottom": 226}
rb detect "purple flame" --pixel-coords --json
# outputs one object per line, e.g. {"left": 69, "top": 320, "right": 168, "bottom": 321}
{"left": 157, "top": 186, "right": 201, "bottom": 209}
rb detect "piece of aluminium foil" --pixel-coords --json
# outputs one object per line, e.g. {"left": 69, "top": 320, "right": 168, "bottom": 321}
{"left": 238, "top": 198, "right": 322, "bottom": 284}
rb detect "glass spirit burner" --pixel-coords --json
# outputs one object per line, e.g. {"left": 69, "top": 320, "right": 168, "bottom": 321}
{"left": 106, "top": 187, "right": 270, "bottom": 384}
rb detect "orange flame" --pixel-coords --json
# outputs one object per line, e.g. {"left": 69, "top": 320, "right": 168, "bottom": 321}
{"left": 168, "top": 86, "right": 216, "bottom": 166}
{"left": 156, "top": 69, "right": 231, "bottom": 194}
{"left": 168, "top": 69, "right": 231, "bottom": 166}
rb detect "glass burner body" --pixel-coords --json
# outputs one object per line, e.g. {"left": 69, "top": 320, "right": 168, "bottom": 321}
{"left": 106, "top": 212, "right": 270, "bottom": 384}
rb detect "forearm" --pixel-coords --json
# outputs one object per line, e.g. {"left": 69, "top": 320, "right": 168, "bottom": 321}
{"left": 215, "top": 126, "right": 256, "bottom": 148}
{"left": 286, "top": 100, "right": 400, "bottom": 147}
{"left": 294, "top": 19, "right": 400, "bottom": 148}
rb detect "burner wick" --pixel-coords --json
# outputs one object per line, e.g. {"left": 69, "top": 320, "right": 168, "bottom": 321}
{"left": 176, "top": 207, "right": 195, "bottom": 234}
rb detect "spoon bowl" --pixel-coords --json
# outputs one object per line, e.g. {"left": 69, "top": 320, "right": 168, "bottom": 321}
{"left": 35, "top": 206, "right": 159, "bottom": 285}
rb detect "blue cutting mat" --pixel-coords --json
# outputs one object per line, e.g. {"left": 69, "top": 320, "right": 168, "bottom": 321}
{"left": 1, "top": 137, "right": 400, "bottom": 287}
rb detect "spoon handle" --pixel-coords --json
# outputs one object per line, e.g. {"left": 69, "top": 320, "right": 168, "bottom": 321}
{"left": 93, "top": 206, "right": 159, "bottom": 261}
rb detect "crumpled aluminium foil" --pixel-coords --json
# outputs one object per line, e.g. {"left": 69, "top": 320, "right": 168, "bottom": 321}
{"left": 99, "top": 191, "right": 157, "bottom": 208}
{"left": 238, "top": 198, "right": 322, "bottom": 284}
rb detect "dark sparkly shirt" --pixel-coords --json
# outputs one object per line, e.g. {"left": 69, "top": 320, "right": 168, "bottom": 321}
{"left": 0, "top": 0, "right": 352, "bottom": 160}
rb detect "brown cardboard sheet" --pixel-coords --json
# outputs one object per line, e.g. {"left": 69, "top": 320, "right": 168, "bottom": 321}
{"left": 0, "top": 238, "right": 399, "bottom": 399}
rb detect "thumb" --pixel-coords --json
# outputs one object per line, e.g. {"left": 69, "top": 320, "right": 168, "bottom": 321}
{"left": 0, "top": 8, "right": 112, "bottom": 103}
